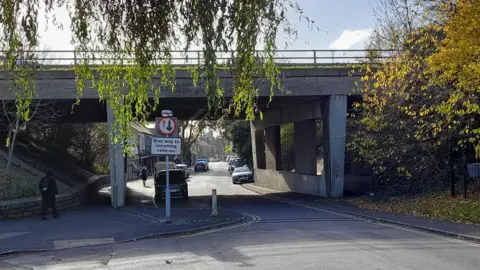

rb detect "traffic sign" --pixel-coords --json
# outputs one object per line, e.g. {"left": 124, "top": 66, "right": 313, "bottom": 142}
{"left": 155, "top": 117, "right": 178, "bottom": 137}
{"left": 151, "top": 137, "right": 182, "bottom": 155}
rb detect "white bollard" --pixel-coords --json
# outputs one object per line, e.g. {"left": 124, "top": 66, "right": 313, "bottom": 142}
{"left": 212, "top": 189, "right": 218, "bottom": 217}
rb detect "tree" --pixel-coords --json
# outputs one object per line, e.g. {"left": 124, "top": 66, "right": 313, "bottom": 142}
{"left": 0, "top": 99, "right": 59, "bottom": 173}
{"left": 68, "top": 123, "right": 109, "bottom": 172}
{"left": 365, "top": 0, "right": 447, "bottom": 58}
{"left": 347, "top": 23, "right": 477, "bottom": 195}
{"left": 0, "top": 0, "right": 316, "bottom": 154}
{"left": 427, "top": 0, "right": 480, "bottom": 145}
{"left": 222, "top": 120, "right": 252, "bottom": 165}
{"left": 343, "top": 0, "right": 478, "bottom": 195}
{"left": 28, "top": 123, "right": 110, "bottom": 173}
{"left": 178, "top": 119, "right": 211, "bottom": 162}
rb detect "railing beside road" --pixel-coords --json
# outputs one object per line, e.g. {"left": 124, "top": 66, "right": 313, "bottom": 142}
{"left": 0, "top": 49, "right": 398, "bottom": 68}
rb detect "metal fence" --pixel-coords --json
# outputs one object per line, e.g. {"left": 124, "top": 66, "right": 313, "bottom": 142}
{"left": 0, "top": 49, "right": 398, "bottom": 67}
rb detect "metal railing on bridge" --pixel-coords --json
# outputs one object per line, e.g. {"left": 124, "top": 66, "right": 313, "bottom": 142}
{"left": 0, "top": 49, "right": 398, "bottom": 68}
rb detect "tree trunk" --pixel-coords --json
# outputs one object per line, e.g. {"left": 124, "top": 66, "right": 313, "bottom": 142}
{"left": 6, "top": 136, "right": 15, "bottom": 173}
{"left": 5, "top": 119, "right": 20, "bottom": 174}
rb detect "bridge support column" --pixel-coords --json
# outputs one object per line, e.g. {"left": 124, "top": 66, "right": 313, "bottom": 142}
{"left": 265, "top": 126, "right": 281, "bottom": 171}
{"left": 294, "top": 119, "right": 317, "bottom": 175}
{"left": 250, "top": 121, "right": 266, "bottom": 170}
{"left": 107, "top": 104, "right": 126, "bottom": 208}
{"left": 322, "top": 95, "right": 347, "bottom": 197}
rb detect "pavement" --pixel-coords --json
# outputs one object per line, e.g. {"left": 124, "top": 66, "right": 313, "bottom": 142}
{"left": 242, "top": 183, "right": 480, "bottom": 243}
{"left": 1, "top": 162, "right": 479, "bottom": 269}
{"left": 0, "top": 173, "right": 245, "bottom": 255}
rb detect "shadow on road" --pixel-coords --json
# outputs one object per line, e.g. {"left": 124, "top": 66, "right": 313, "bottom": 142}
{"left": 3, "top": 162, "right": 480, "bottom": 269}
{"left": 8, "top": 202, "right": 479, "bottom": 269}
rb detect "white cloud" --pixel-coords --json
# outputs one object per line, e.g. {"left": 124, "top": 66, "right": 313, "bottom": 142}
{"left": 328, "top": 29, "right": 373, "bottom": 50}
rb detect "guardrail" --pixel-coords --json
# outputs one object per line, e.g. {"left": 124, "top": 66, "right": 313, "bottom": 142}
{"left": 0, "top": 49, "right": 398, "bottom": 67}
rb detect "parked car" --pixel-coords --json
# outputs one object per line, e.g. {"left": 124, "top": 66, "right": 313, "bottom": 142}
{"left": 227, "top": 156, "right": 238, "bottom": 163}
{"left": 154, "top": 161, "right": 176, "bottom": 178}
{"left": 175, "top": 163, "right": 190, "bottom": 179}
{"left": 154, "top": 169, "right": 189, "bottom": 201}
{"left": 229, "top": 158, "right": 245, "bottom": 174}
{"left": 196, "top": 157, "right": 209, "bottom": 170}
{"left": 232, "top": 165, "right": 254, "bottom": 184}
{"left": 194, "top": 161, "right": 208, "bottom": 172}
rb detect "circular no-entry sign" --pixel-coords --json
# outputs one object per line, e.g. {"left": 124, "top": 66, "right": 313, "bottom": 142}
{"left": 156, "top": 117, "right": 177, "bottom": 136}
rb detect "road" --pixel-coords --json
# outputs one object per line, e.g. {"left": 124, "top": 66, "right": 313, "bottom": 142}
{"left": 2, "top": 162, "right": 479, "bottom": 269}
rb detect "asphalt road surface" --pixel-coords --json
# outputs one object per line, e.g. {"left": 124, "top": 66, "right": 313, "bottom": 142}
{"left": 2, "top": 162, "right": 479, "bottom": 269}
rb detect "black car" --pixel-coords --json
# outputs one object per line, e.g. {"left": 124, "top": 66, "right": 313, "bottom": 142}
{"left": 194, "top": 161, "right": 207, "bottom": 172}
{"left": 175, "top": 164, "right": 190, "bottom": 179}
{"left": 229, "top": 158, "right": 245, "bottom": 174}
{"left": 154, "top": 169, "right": 189, "bottom": 201}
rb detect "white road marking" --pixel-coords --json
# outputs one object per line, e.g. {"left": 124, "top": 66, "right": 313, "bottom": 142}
{"left": 122, "top": 210, "right": 166, "bottom": 225}
{"left": 53, "top": 238, "right": 115, "bottom": 249}
{"left": 0, "top": 232, "right": 29, "bottom": 240}
{"left": 188, "top": 213, "right": 261, "bottom": 237}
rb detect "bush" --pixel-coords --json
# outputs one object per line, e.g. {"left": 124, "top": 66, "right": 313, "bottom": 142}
{"left": 0, "top": 158, "right": 41, "bottom": 201}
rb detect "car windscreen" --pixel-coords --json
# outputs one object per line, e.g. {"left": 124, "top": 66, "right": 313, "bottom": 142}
{"left": 156, "top": 171, "right": 185, "bottom": 185}
{"left": 234, "top": 166, "right": 251, "bottom": 173}
{"left": 231, "top": 159, "right": 244, "bottom": 167}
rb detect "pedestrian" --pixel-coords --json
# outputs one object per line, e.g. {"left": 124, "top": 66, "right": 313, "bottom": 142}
{"left": 141, "top": 165, "right": 148, "bottom": 186}
{"left": 38, "top": 171, "right": 59, "bottom": 220}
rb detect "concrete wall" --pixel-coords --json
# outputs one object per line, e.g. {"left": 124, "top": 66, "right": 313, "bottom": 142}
{"left": 0, "top": 68, "right": 364, "bottom": 100}
{"left": 294, "top": 119, "right": 317, "bottom": 175}
{"left": 321, "top": 95, "right": 347, "bottom": 197}
{"left": 251, "top": 95, "right": 348, "bottom": 197}
{"left": 265, "top": 126, "right": 281, "bottom": 171}
{"left": 0, "top": 175, "right": 109, "bottom": 220}
{"left": 254, "top": 169, "right": 327, "bottom": 197}
{"left": 107, "top": 104, "right": 126, "bottom": 208}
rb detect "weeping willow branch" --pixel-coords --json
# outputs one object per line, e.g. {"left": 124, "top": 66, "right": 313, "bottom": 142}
{"left": 0, "top": 0, "right": 319, "bottom": 155}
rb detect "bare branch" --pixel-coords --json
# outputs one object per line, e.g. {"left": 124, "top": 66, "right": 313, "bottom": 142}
{"left": 2, "top": 98, "right": 61, "bottom": 172}
{"left": 15, "top": 141, "right": 42, "bottom": 157}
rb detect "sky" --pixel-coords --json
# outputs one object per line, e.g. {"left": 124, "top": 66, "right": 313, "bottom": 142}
{"left": 37, "top": 0, "right": 377, "bottom": 52}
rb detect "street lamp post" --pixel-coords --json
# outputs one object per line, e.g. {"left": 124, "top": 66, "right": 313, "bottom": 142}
{"left": 162, "top": 109, "right": 173, "bottom": 223}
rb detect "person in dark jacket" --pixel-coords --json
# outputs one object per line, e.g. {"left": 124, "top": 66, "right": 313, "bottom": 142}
{"left": 140, "top": 165, "right": 148, "bottom": 186}
{"left": 39, "top": 171, "right": 59, "bottom": 220}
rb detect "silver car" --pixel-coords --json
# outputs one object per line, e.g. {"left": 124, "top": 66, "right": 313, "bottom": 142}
{"left": 232, "top": 165, "right": 254, "bottom": 184}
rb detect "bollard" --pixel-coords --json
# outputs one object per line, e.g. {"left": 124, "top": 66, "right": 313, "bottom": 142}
{"left": 212, "top": 189, "right": 218, "bottom": 217}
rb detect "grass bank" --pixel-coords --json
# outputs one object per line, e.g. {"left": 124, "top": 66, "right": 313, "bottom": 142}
{"left": 0, "top": 157, "right": 41, "bottom": 201}
{"left": 347, "top": 193, "right": 480, "bottom": 225}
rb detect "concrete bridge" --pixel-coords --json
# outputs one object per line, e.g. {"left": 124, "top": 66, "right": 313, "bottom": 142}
{"left": 0, "top": 49, "right": 385, "bottom": 207}
{"left": 0, "top": 67, "right": 363, "bottom": 121}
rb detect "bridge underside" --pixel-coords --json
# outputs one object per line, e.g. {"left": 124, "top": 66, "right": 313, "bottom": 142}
{"left": 38, "top": 96, "right": 338, "bottom": 123}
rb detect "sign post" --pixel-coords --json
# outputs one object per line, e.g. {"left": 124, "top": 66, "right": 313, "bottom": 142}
{"left": 151, "top": 111, "right": 180, "bottom": 223}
